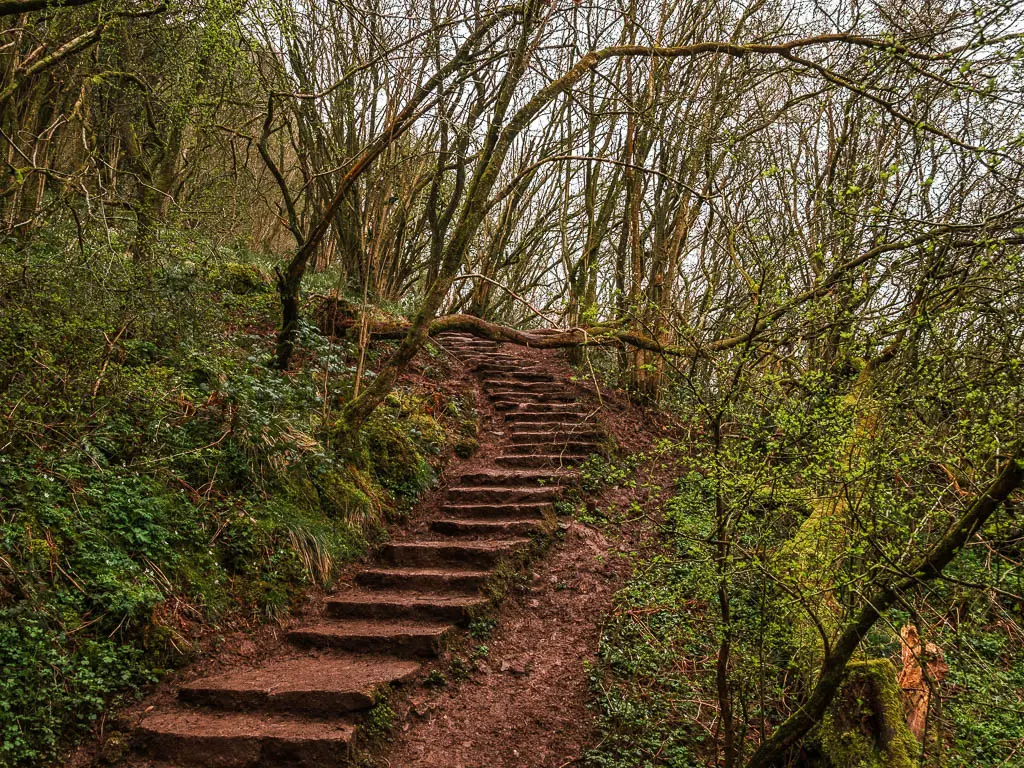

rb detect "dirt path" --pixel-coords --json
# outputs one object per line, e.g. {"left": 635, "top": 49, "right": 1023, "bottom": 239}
{"left": 383, "top": 519, "right": 627, "bottom": 768}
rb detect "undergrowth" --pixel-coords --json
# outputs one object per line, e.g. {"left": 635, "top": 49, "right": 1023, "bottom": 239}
{"left": 582, "top": 455, "right": 1024, "bottom": 767}
{"left": 0, "top": 232, "right": 463, "bottom": 766}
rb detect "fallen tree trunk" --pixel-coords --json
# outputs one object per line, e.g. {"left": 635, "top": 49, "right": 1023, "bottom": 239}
{"left": 321, "top": 309, "right": 705, "bottom": 356}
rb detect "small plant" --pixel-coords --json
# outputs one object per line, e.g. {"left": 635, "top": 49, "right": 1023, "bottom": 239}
{"left": 422, "top": 669, "right": 447, "bottom": 688}
{"left": 469, "top": 616, "right": 498, "bottom": 640}
{"left": 362, "top": 688, "right": 396, "bottom": 741}
{"left": 448, "top": 657, "right": 472, "bottom": 681}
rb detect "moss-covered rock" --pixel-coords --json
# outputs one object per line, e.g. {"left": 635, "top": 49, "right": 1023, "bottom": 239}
{"left": 819, "top": 659, "right": 919, "bottom": 768}
{"left": 207, "top": 261, "right": 273, "bottom": 294}
{"left": 363, "top": 412, "right": 434, "bottom": 500}
{"left": 454, "top": 437, "right": 479, "bottom": 459}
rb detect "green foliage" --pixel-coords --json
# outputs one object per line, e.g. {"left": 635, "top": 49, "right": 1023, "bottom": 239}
{"left": 361, "top": 688, "right": 396, "bottom": 742}
{"left": 586, "top": 479, "right": 730, "bottom": 767}
{"left": 0, "top": 619, "right": 153, "bottom": 765}
{"left": 937, "top": 614, "right": 1024, "bottom": 767}
{"left": 469, "top": 616, "right": 497, "bottom": 640}
{"left": 205, "top": 261, "right": 274, "bottom": 295}
{"left": 422, "top": 670, "right": 447, "bottom": 688}
{"left": 0, "top": 237, "right": 455, "bottom": 765}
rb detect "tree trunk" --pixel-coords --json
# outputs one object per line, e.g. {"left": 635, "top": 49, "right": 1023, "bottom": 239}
{"left": 745, "top": 450, "right": 1022, "bottom": 768}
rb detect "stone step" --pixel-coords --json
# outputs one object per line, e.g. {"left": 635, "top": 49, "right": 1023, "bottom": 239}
{"left": 495, "top": 399, "right": 580, "bottom": 412}
{"left": 481, "top": 372, "right": 556, "bottom": 384}
{"left": 505, "top": 411, "right": 591, "bottom": 424}
{"left": 379, "top": 539, "right": 529, "bottom": 568}
{"left": 508, "top": 402, "right": 590, "bottom": 413}
{"left": 356, "top": 567, "right": 491, "bottom": 592}
{"left": 490, "top": 391, "right": 576, "bottom": 403}
{"left": 471, "top": 362, "right": 548, "bottom": 370}
{"left": 441, "top": 502, "right": 551, "bottom": 520}
{"left": 508, "top": 430, "right": 602, "bottom": 443}
{"left": 487, "top": 373, "right": 555, "bottom": 382}
{"left": 464, "top": 352, "right": 518, "bottom": 361}
{"left": 287, "top": 620, "right": 453, "bottom": 657}
{"left": 495, "top": 454, "right": 587, "bottom": 469}
{"left": 324, "top": 588, "right": 488, "bottom": 623}
{"left": 446, "top": 485, "right": 563, "bottom": 504}
{"left": 430, "top": 518, "right": 544, "bottom": 536}
{"left": 507, "top": 442, "right": 596, "bottom": 455}
{"left": 482, "top": 378, "right": 561, "bottom": 391}
{"left": 508, "top": 418, "right": 596, "bottom": 429}
{"left": 178, "top": 656, "right": 419, "bottom": 716}
{"left": 137, "top": 709, "right": 356, "bottom": 767}
{"left": 434, "top": 333, "right": 478, "bottom": 341}
{"left": 468, "top": 362, "right": 536, "bottom": 370}
{"left": 453, "top": 468, "right": 575, "bottom": 486}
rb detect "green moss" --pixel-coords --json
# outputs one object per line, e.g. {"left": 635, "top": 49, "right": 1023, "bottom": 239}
{"left": 312, "top": 465, "right": 382, "bottom": 528}
{"left": 775, "top": 494, "right": 847, "bottom": 672}
{"left": 206, "top": 261, "right": 273, "bottom": 294}
{"left": 357, "top": 391, "right": 447, "bottom": 504}
{"left": 819, "top": 659, "right": 919, "bottom": 768}
{"left": 454, "top": 437, "right": 479, "bottom": 458}
{"left": 363, "top": 414, "right": 432, "bottom": 498}
{"left": 358, "top": 684, "right": 397, "bottom": 743}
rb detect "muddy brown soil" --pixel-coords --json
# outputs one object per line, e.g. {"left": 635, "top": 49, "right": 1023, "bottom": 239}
{"left": 382, "top": 520, "right": 629, "bottom": 768}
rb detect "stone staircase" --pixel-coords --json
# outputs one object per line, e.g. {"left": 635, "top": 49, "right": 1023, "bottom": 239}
{"left": 133, "top": 332, "right": 601, "bottom": 767}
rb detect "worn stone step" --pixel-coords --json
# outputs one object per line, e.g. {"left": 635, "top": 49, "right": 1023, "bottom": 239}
{"left": 481, "top": 372, "right": 556, "bottom": 384}
{"left": 430, "top": 518, "right": 544, "bottom": 536}
{"left": 508, "top": 417, "right": 595, "bottom": 428}
{"left": 495, "top": 454, "right": 587, "bottom": 469}
{"left": 441, "top": 502, "right": 551, "bottom": 520}
{"left": 507, "top": 442, "right": 596, "bottom": 455}
{"left": 178, "top": 656, "right": 419, "bottom": 716}
{"left": 356, "top": 567, "right": 491, "bottom": 592}
{"left": 495, "top": 399, "right": 578, "bottom": 412}
{"left": 473, "top": 363, "right": 549, "bottom": 375}
{"left": 379, "top": 539, "right": 529, "bottom": 568}
{"left": 490, "top": 391, "right": 576, "bottom": 403}
{"left": 286, "top": 620, "right": 453, "bottom": 657}
{"left": 137, "top": 709, "right": 356, "bottom": 767}
{"left": 489, "top": 392, "right": 544, "bottom": 404}
{"left": 509, "top": 402, "right": 590, "bottom": 413}
{"left": 482, "top": 378, "right": 561, "bottom": 391}
{"left": 465, "top": 351, "right": 518, "bottom": 361}
{"left": 508, "top": 430, "right": 602, "bottom": 443}
{"left": 446, "top": 485, "right": 562, "bottom": 504}
{"left": 435, "top": 333, "right": 477, "bottom": 341}
{"left": 453, "top": 468, "right": 575, "bottom": 486}
{"left": 471, "top": 359, "right": 541, "bottom": 368}
{"left": 324, "top": 588, "right": 488, "bottom": 623}
{"left": 506, "top": 410, "right": 590, "bottom": 421}
{"left": 505, "top": 411, "right": 591, "bottom": 424}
